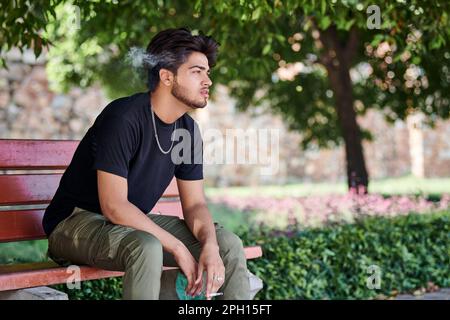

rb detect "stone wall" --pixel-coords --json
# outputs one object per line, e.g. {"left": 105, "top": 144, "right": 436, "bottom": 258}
{"left": 1, "top": 48, "right": 449, "bottom": 186}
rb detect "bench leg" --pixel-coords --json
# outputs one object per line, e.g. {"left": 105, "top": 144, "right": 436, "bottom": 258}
{"left": 0, "top": 286, "right": 68, "bottom": 300}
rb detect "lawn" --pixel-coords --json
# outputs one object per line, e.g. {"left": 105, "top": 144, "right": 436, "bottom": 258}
{"left": 205, "top": 175, "right": 450, "bottom": 199}
{"left": 0, "top": 239, "right": 48, "bottom": 264}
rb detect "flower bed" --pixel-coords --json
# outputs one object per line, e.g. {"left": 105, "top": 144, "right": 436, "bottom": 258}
{"left": 210, "top": 193, "right": 450, "bottom": 228}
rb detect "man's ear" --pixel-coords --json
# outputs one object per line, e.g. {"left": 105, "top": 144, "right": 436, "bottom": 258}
{"left": 159, "top": 68, "right": 174, "bottom": 86}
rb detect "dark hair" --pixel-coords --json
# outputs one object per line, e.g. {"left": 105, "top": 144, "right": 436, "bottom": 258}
{"left": 145, "top": 27, "right": 220, "bottom": 92}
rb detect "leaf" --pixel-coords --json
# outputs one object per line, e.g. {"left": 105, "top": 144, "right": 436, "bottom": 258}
{"left": 319, "top": 16, "right": 331, "bottom": 30}
{"left": 321, "top": 0, "right": 326, "bottom": 15}
{"left": 344, "top": 19, "right": 355, "bottom": 30}
{"left": 430, "top": 35, "right": 444, "bottom": 50}
{"left": 252, "top": 7, "right": 262, "bottom": 21}
{"left": 275, "top": 34, "right": 286, "bottom": 44}
{"left": 412, "top": 56, "right": 421, "bottom": 65}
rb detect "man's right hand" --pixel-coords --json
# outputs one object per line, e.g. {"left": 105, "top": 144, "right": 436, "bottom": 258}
{"left": 171, "top": 242, "right": 202, "bottom": 296}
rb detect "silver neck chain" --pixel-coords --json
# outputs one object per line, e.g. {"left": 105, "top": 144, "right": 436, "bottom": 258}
{"left": 151, "top": 106, "right": 177, "bottom": 155}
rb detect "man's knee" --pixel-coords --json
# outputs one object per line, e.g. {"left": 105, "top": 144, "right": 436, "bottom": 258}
{"left": 217, "top": 229, "right": 245, "bottom": 255}
{"left": 123, "top": 230, "right": 163, "bottom": 264}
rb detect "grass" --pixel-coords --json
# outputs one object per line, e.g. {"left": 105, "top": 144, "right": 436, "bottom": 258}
{"left": 0, "top": 239, "right": 48, "bottom": 264}
{"left": 209, "top": 202, "right": 255, "bottom": 232}
{"left": 205, "top": 175, "right": 450, "bottom": 199}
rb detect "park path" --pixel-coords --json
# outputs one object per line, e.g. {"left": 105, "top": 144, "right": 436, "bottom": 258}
{"left": 394, "top": 288, "right": 450, "bottom": 300}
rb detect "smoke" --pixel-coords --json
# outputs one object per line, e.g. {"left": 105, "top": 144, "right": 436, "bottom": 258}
{"left": 126, "top": 47, "right": 159, "bottom": 70}
{"left": 125, "top": 47, "right": 179, "bottom": 90}
{"left": 126, "top": 46, "right": 179, "bottom": 72}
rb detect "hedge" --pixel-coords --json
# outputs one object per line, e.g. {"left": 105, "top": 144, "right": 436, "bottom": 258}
{"left": 242, "top": 211, "right": 450, "bottom": 299}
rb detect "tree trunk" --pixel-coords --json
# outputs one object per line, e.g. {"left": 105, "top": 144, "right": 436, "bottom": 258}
{"left": 319, "top": 26, "right": 369, "bottom": 193}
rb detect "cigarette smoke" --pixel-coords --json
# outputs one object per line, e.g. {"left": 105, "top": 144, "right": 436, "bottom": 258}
{"left": 126, "top": 47, "right": 159, "bottom": 70}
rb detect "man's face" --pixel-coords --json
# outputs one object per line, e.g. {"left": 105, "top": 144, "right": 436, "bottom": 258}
{"left": 170, "top": 51, "right": 212, "bottom": 109}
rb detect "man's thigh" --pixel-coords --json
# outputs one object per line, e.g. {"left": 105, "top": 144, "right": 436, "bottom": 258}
{"left": 48, "top": 207, "right": 135, "bottom": 270}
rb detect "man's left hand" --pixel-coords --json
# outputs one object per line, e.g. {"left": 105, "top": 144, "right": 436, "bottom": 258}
{"left": 192, "top": 243, "right": 225, "bottom": 299}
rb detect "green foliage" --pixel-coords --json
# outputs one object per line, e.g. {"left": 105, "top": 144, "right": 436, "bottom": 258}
{"left": 1, "top": 1, "right": 449, "bottom": 186}
{"left": 2, "top": 1, "right": 448, "bottom": 147}
{"left": 52, "top": 277, "right": 123, "bottom": 300}
{"left": 0, "top": 0, "right": 64, "bottom": 67}
{"left": 238, "top": 211, "right": 450, "bottom": 299}
{"left": 0, "top": 240, "right": 48, "bottom": 264}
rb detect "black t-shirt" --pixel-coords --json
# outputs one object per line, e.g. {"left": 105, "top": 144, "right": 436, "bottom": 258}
{"left": 42, "top": 91, "right": 203, "bottom": 236}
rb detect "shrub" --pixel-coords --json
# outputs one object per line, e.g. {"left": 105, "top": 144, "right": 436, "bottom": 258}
{"left": 239, "top": 211, "right": 450, "bottom": 299}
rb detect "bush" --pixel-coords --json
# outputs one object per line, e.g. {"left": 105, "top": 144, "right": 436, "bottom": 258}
{"left": 52, "top": 277, "right": 123, "bottom": 300}
{"left": 238, "top": 211, "right": 450, "bottom": 299}
{"left": 52, "top": 211, "right": 449, "bottom": 300}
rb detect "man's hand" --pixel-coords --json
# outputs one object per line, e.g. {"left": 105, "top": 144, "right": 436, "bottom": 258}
{"left": 171, "top": 242, "right": 199, "bottom": 296}
{"left": 193, "top": 243, "right": 225, "bottom": 299}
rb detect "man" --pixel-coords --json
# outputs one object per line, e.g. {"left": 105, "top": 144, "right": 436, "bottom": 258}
{"left": 43, "top": 27, "right": 251, "bottom": 300}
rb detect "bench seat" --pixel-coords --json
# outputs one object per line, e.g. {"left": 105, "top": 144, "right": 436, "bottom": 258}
{"left": 0, "top": 246, "right": 262, "bottom": 291}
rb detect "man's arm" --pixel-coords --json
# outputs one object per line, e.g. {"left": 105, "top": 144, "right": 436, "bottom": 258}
{"left": 176, "top": 178, "right": 218, "bottom": 249}
{"left": 177, "top": 178, "right": 224, "bottom": 299}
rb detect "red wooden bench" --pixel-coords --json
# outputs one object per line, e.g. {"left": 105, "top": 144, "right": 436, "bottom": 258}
{"left": 0, "top": 139, "right": 262, "bottom": 295}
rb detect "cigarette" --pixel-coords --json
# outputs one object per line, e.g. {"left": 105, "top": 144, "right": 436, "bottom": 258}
{"left": 207, "top": 292, "right": 224, "bottom": 297}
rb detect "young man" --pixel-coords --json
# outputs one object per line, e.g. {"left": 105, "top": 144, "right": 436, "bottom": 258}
{"left": 42, "top": 27, "right": 251, "bottom": 300}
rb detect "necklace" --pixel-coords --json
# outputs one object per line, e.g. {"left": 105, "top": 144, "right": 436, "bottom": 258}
{"left": 151, "top": 106, "right": 177, "bottom": 155}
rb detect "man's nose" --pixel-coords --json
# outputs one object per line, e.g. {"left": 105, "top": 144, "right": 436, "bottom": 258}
{"left": 203, "top": 75, "right": 212, "bottom": 87}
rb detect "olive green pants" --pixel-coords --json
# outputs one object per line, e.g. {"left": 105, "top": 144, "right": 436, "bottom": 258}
{"left": 47, "top": 206, "right": 250, "bottom": 300}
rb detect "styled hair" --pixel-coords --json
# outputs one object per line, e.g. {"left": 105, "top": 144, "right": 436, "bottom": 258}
{"left": 145, "top": 27, "right": 220, "bottom": 92}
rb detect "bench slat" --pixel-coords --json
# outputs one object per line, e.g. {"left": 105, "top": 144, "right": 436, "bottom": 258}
{"left": 0, "top": 174, "right": 180, "bottom": 206}
{"left": 0, "top": 174, "right": 62, "bottom": 206}
{"left": 0, "top": 199, "right": 183, "bottom": 243}
{"left": 0, "top": 247, "right": 262, "bottom": 291}
{"left": 0, "top": 139, "right": 79, "bottom": 170}
{"left": 150, "top": 201, "right": 183, "bottom": 218}
{"left": 0, "top": 209, "right": 45, "bottom": 242}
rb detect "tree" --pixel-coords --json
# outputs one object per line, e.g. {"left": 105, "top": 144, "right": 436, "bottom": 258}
{"left": 2, "top": 0, "right": 449, "bottom": 192}
{"left": 0, "top": 0, "right": 64, "bottom": 65}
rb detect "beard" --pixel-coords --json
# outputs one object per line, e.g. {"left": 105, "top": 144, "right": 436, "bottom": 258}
{"left": 171, "top": 79, "right": 207, "bottom": 109}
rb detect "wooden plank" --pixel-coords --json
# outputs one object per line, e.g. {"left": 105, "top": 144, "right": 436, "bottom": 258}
{"left": 163, "top": 178, "right": 180, "bottom": 198}
{"left": 150, "top": 201, "right": 183, "bottom": 218}
{"left": 0, "top": 263, "right": 177, "bottom": 291}
{"left": 0, "top": 175, "right": 179, "bottom": 206}
{"left": 0, "top": 198, "right": 182, "bottom": 242}
{"left": 0, "top": 247, "right": 262, "bottom": 291}
{"left": 0, "top": 209, "right": 46, "bottom": 242}
{"left": 0, "top": 174, "right": 62, "bottom": 206}
{"left": 0, "top": 139, "right": 79, "bottom": 170}
{"left": 244, "top": 246, "right": 263, "bottom": 259}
